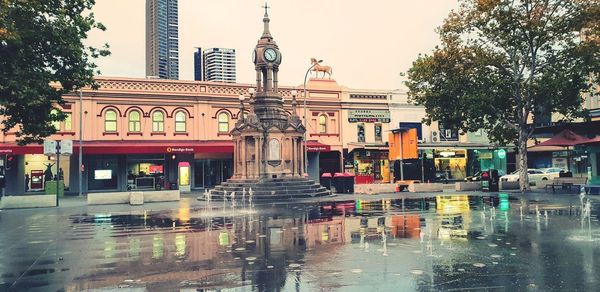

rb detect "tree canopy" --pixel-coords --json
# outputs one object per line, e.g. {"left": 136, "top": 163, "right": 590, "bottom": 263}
{"left": 406, "top": 0, "right": 599, "bottom": 190}
{"left": 0, "top": 0, "right": 109, "bottom": 144}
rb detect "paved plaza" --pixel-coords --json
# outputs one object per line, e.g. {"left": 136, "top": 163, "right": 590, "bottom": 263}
{"left": 0, "top": 191, "right": 599, "bottom": 291}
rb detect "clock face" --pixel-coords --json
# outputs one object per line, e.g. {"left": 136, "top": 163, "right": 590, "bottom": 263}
{"left": 264, "top": 48, "right": 277, "bottom": 62}
{"left": 252, "top": 50, "right": 256, "bottom": 63}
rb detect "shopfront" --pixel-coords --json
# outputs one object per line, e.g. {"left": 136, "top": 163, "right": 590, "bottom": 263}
{"left": 193, "top": 154, "right": 233, "bottom": 190}
{"left": 474, "top": 149, "right": 508, "bottom": 175}
{"left": 306, "top": 141, "right": 337, "bottom": 181}
{"left": 87, "top": 155, "right": 119, "bottom": 191}
{"left": 23, "top": 154, "right": 71, "bottom": 192}
{"left": 434, "top": 149, "right": 467, "bottom": 181}
{"left": 126, "top": 154, "right": 165, "bottom": 190}
{"left": 0, "top": 141, "right": 234, "bottom": 195}
{"left": 350, "top": 149, "right": 390, "bottom": 184}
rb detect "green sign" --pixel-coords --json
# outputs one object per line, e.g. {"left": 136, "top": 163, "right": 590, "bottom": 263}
{"left": 497, "top": 149, "right": 506, "bottom": 159}
{"left": 348, "top": 110, "right": 390, "bottom": 123}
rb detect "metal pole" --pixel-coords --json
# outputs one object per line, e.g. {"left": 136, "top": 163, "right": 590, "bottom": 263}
{"left": 56, "top": 142, "right": 60, "bottom": 207}
{"left": 303, "top": 61, "right": 320, "bottom": 175}
{"left": 78, "top": 89, "right": 83, "bottom": 196}
{"left": 1, "top": 154, "right": 5, "bottom": 198}
{"left": 421, "top": 153, "right": 425, "bottom": 183}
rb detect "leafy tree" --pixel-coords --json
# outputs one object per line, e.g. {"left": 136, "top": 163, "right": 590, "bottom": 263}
{"left": 0, "top": 0, "right": 109, "bottom": 144}
{"left": 406, "top": 0, "right": 599, "bottom": 191}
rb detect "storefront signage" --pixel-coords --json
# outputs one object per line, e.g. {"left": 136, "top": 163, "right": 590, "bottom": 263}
{"left": 94, "top": 169, "right": 112, "bottom": 180}
{"left": 348, "top": 110, "right": 390, "bottom": 123}
{"left": 166, "top": 147, "right": 195, "bottom": 153}
{"left": 60, "top": 140, "right": 73, "bottom": 155}
{"left": 44, "top": 140, "right": 57, "bottom": 155}
{"left": 307, "top": 145, "right": 331, "bottom": 152}
{"left": 497, "top": 149, "right": 506, "bottom": 159}
{"left": 0, "top": 149, "right": 13, "bottom": 154}
{"left": 479, "top": 152, "right": 493, "bottom": 159}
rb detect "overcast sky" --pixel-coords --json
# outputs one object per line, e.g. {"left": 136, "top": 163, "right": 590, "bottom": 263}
{"left": 86, "top": 0, "right": 459, "bottom": 90}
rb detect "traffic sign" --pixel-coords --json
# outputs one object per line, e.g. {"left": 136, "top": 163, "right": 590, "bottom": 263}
{"left": 43, "top": 140, "right": 57, "bottom": 156}
{"left": 60, "top": 140, "right": 73, "bottom": 155}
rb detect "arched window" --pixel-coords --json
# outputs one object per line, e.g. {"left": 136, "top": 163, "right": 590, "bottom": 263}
{"left": 152, "top": 111, "right": 164, "bottom": 132}
{"left": 269, "top": 139, "right": 280, "bottom": 160}
{"left": 50, "top": 109, "right": 61, "bottom": 130}
{"left": 318, "top": 114, "right": 327, "bottom": 133}
{"left": 128, "top": 110, "right": 141, "bottom": 132}
{"left": 64, "top": 113, "right": 72, "bottom": 131}
{"left": 175, "top": 111, "right": 186, "bottom": 132}
{"left": 104, "top": 109, "right": 117, "bottom": 132}
{"left": 218, "top": 112, "right": 229, "bottom": 133}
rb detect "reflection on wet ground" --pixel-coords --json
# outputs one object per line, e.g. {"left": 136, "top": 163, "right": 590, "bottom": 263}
{"left": 1, "top": 194, "right": 600, "bottom": 291}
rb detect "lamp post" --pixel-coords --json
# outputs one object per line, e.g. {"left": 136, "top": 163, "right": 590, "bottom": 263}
{"left": 303, "top": 60, "right": 322, "bottom": 175}
{"left": 238, "top": 93, "right": 246, "bottom": 115}
{"left": 78, "top": 88, "right": 83, "bottom": 197}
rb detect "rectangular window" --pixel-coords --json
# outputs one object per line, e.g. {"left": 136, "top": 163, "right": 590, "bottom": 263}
{"left": 105, "top": 121, "right": 117, "bottom": 132}
{"left": 129, "top": 121, "right": 141, "bottom": 132}
{"left": 357, "top": 123, "right": 365, "bottom": 143}
{"left": 64, "top": 113, "right": 72, "bottom": 131}
{"left": 175, "top": 121, "right": 186, "bottom": 132}
{"left": 152, "top": 121, "right": 164, "bottom": 132}
{"left": 375, "top": 124, "right": 382, "bottom": 141}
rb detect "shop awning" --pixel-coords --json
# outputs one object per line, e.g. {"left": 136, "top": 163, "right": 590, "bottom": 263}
{"left": 306, "top": 141, "right": 331, "bottom": 152}
{"left": 578, "top": 136, "right": 600, "bottom": 145}
{"left": 527, "top": 145, "right": 566, "bottom": 152}
{"left": 530, "top": 129, "right": 589, "bottom": 148}
{"left": 0, "top": 140, "right": 234, "bottom": 155}
{"left": 0, "top": 144, "right": 43, "bottom": 155}
{"left": 417, "top": 142, "right": 499, "bottom": 150}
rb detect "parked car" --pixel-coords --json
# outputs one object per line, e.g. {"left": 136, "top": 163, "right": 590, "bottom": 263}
{"left": 464, "top": 170, "right": 506, "bottom": 182}
{"left": 500, "top": 168, "right": 564, "bottom": 186}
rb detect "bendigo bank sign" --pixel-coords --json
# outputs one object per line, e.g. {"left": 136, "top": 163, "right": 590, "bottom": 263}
{"left": 166, "top": 147, "right": 195, "bottom": 153}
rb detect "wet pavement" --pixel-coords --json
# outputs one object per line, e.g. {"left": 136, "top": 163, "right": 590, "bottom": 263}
{"left": 1, "top": 192, "right": 600, "bottom": 291}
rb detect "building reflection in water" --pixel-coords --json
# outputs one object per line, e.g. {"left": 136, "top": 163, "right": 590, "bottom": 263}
{"left": 27, "top": 194, "right": 600, "bottom": 291}
{"left": 67, "top": 203, "right": 350, "bottom": 291}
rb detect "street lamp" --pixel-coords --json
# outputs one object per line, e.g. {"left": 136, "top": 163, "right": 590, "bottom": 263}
{"left": 303, "top": 59, "right": 322, "bottom": 175}
{"left": 238, "top": 94, "right": 246, "bottom": 116}
{"left": 78, "top": 88, "right": 83, "bottom": 197}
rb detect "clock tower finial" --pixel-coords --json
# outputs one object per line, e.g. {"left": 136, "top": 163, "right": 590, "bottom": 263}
{"left": 260, "top": 2, "right": 272, "bottom": 40}
{"left": 262, "top": 2, "right": 270, "bottom": 16}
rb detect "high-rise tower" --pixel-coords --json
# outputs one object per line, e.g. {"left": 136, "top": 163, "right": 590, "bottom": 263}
{"left": 146, "top": 0, "right": 179, "bottom": 79}
{"left": 194, "top": 48, "right": 237, "bottom": 83}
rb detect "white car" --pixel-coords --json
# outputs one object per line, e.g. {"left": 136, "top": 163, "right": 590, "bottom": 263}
{"left": 500, "top": 168, "right": 563, "bottom": 186}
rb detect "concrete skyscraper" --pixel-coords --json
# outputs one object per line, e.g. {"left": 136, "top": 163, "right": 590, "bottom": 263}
{"left": 146, "top": 0, "right": 179, "bottom": 80}
{"left": 194, "top": 48, "right": 236, "bottom": 83}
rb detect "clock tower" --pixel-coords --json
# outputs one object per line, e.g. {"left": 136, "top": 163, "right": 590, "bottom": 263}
{"left": 251, "top": 4, "right": 288, "bottom": 127}
{"left": 208, "top": 4, "right": 329, "bottom": 201}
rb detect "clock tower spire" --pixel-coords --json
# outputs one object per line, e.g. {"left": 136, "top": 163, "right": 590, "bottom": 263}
{"left": 251, "top": 2, "right": 285, "bottom": 124}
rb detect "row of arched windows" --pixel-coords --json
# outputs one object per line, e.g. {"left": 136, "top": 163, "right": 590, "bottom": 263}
{"left": 104, "top": 109, "right": 189, "bottom": 133}
{"left": 103, "top": 109, "right": 232, "bottom": 134}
